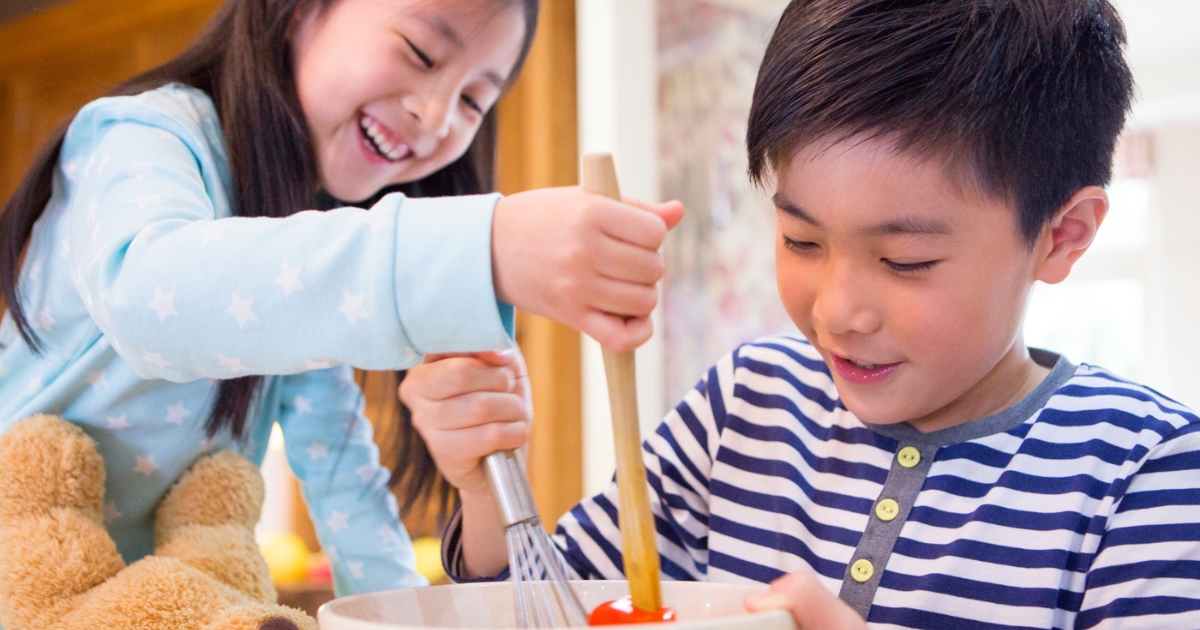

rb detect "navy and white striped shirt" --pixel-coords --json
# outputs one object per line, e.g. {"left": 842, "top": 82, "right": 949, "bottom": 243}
{"left": 510, "top": 335, "right": 1200, "bottom": 628}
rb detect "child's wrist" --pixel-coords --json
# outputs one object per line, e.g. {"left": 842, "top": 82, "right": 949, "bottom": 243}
{"left": 458, "top": 487, "right": 508, "bottom": 579}
{"left": 459, "top": 486, "right": 494, "bottom": 510}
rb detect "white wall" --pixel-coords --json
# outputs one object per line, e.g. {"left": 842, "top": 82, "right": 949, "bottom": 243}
{"left": 1147, "top": 122, "right": 1200, "bottom": 408}
{"left": 576, "top": 0, "right": 664, "bottom": 497}
{"left": 1103, "top": 2, "right": 1200, "bottom": 406}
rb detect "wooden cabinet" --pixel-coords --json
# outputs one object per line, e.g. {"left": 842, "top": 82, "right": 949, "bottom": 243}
{"left": 0, "top": 0, "right": 223, "bottom": 200}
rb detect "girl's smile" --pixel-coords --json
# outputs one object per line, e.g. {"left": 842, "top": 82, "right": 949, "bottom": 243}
{"left": 358, "top": 112, "right": 413, "bottom": 163}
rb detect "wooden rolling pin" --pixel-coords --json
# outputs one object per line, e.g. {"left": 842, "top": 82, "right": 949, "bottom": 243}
{"left": 581, "top": 152, "right": 663, "bottom": 613}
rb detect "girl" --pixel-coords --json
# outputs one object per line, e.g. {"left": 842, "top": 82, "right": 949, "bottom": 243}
{"left": 0, "top": 0, "right": 682, "bottom": 601}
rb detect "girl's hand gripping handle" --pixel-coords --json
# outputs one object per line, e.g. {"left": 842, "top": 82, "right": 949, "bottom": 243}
{"left": 490, "top": 173, "right": 683, "bottom": 353}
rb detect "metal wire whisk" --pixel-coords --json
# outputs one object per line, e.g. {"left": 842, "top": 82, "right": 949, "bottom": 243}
{"left": 485, "top": 450, "right": 589, "bottom": 628}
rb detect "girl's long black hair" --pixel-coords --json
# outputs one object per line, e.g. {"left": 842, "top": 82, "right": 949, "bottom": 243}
{"left": 0, "top": 0, "right": 539, "bottom": 520}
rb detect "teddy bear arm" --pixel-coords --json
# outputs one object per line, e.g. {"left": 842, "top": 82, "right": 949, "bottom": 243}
{"left": 156, "top": 524, "right": 277, "bottom": 603}
{"left": 155, "top": 450, "right": 264, "bottom": 540}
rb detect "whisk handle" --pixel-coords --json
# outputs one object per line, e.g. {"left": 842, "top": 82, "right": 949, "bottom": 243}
{"left": 484, "top": 450, "right": 539, "bottom": 528}
{"left": 582, "top": 152, "right": 664, "bottom": 613}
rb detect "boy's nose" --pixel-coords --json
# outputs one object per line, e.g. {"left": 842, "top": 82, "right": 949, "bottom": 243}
{"left": 812, "top": 267, "right": 881, "bottom": 336}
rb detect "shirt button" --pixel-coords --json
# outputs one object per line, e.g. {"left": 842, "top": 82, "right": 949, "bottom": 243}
{"left": 850, "top": 558, "right": 874, "bottom": 583}
{"left": 897, "top": 446, "right": 921, "bottom": 468}
{"left": 875, "top": 498, "right": 900, "bottom": 522}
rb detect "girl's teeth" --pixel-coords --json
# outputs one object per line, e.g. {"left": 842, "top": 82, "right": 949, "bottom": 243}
{"left": 850, "top": 360, "right": 878, "bottom": 370}
{"left": 358, "top": 115, "right": 405, "bottom": 162}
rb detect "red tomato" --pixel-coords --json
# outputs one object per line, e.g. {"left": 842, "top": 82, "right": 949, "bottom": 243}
{"left": 588, "top": 596, "right": 677, "bottom": 626}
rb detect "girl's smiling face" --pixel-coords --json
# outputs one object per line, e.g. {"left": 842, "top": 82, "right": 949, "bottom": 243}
{"left": 774, "top": 137, "right": 1070, "bottom": 433}
{"left": 292, "top": 0, "right": 526, "bottom": 202}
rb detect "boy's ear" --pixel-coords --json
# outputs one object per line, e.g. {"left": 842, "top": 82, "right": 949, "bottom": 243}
{"left": 1034, "top": 186, "right": 1109, "bottom": 285}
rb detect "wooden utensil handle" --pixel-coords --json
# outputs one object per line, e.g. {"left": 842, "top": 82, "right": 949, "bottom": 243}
{"left": 582, "top": 152, "right": 663, "bottom": 612}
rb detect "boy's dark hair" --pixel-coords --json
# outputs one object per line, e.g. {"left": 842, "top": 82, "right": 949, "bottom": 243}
{"left": 1, "top": 0, "right": 539, "bottom": 521}
{"left": 747, "top": 0, "right": 1134, "bottom": 243}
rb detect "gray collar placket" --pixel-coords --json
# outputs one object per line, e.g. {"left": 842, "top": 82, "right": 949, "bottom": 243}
{"left": 836, "top": 350, "right": 1077, "bottom": 620}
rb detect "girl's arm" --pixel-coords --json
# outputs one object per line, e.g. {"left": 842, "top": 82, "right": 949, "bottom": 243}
{"left": 67, "top": 118, "right": 510, "bottom": 381}
{"left": 275, "top": 364, "right": 426, "bottom": 594}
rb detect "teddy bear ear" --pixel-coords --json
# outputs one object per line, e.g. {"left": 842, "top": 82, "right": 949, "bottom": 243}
{"left": 0, "top": 414, "right": 106, "bottom": 522}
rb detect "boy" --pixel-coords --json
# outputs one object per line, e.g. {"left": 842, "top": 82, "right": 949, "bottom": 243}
{"left": 403, "top": 0, "right": 1200, "bottom": 627}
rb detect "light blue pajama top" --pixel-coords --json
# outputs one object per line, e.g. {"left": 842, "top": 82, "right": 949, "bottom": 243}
{"left": 0, "top": 83, "right": 513, "bottom": 599}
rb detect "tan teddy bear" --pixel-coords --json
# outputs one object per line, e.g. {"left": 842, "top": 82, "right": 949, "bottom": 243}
{"left": 0, "top": 414, "right": 318, "bottom": 630}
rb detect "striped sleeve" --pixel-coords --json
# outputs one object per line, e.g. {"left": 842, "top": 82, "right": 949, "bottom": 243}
{"left": 552, "top": 354, "right": 737, "bottom": 581}
{"left": 1075, "top": 423, "right": 1200, "bottom": 628}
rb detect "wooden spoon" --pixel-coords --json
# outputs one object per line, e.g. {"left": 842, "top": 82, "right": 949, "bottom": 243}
{"left": 581, "top": 152, "right": 664, "bottom": 613}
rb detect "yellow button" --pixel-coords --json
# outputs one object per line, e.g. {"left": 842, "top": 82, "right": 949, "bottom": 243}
{"left": 897, "top": 446, "right": 921, "bottom": 468}
{"left": 850, "top": 558, "right": 874, "bottom": 583}
{"left": 875, "top": 498, "right": 900, "bottom": 522}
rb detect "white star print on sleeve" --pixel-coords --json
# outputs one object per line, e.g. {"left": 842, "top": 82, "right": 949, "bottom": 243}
{"left": 337, "top": 291, "right": 369, "bottom": 326}
{"left": 147, "top": 288, "right": 178, "bottom": 322}
{"left": 217, "top": 355, "right": 248, "bottom": 374}
{"left": 274, "top": 365, "right": 426, "bottom": 595}
{"left": 34, "top": 308, "right": 56, "bottom": 332}
{"left": 274, "top": 262, "right": 305, "bottom": 297}
{"left": 103, "top": 502, "right": 122, "bottom": 525}
{"left": 326, "top": 511, "right": 350, "bottom": 533}
{"left": 293, "top": 396, "right": 313, "bottom": 413}
{"left": 87, "top": 370, "right": 109, "bottom": 389}
{"left": 225, "top": 294, "right": 257, "bottom": 327}
{"left": 127, "top": 162, "right": 155, "bottom": 181}
{"left": 63, "top": 85, "right": 513, "bottom": 383}
{"left": 165, "top": 402, "right": 190, "bottom": 425}
{"left": 307, "top": 442, "right": 329, "bottom": 461}
{"left": 356, "top": 464, "right": 377, "bottom": 484}
{"left": 133, "top": 454, "right": 159, "bottom": 476}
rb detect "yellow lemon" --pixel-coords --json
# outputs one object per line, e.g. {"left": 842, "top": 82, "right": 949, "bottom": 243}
{"left": 260, "top": 532, "right": 311, "bottom": 585}
{"left": 413, "top": 536, "right": 447, "bottom": 584}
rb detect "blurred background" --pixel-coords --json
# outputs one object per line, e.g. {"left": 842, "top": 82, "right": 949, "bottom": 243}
{"left": 2, "top": 0, "right": 1197, "bottom": 614}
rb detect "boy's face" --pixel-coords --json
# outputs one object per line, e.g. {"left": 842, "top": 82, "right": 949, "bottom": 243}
{"left": 774, "top": 137, "right": 1047, "bottom": 431}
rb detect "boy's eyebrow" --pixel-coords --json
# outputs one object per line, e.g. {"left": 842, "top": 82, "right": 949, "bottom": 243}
{"left": 863, "top": 216, "right": 952, "bottom": 237}
{"left": 775, "top": 194, "right": 951, "bottom": 236}
{"left": 416, "top": 14, "right": 507, "bottom": 90}
{"left": 773, "top": 194, "right": 823, "bottom": 228}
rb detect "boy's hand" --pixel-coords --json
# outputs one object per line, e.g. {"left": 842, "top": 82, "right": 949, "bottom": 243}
{"left": 399, "top": 350, "right": 531, "bottom": 498}
{"left": 745, "top": 571, "right": 867, "bottom": 630}
{"left": 492, "top": 187, "right": 685, "bottom": 352}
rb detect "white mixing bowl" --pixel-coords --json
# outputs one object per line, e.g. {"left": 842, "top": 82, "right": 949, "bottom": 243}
{"left": 318, "top": 580, "right": 797, "bottom": 629}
